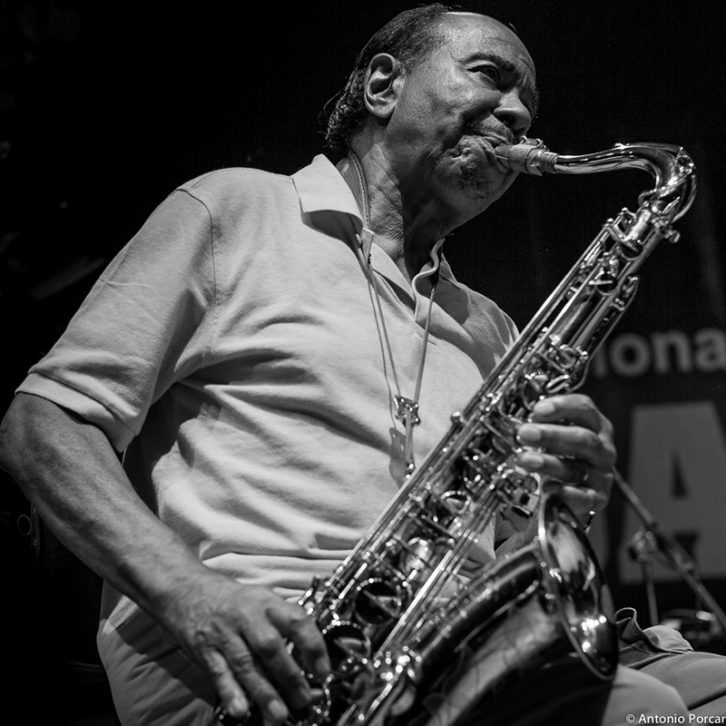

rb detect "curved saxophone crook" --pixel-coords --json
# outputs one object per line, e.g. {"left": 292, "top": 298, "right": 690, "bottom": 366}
{"left": 496, "top": 137, "right": 697, "bottom": 222}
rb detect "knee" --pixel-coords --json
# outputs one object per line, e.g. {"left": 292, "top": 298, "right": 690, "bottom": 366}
{"left": 603, "top": 665, "right": 689, "bottom": 724}
{"left": 636, "top": 680, "right": 689, "bottom": 716}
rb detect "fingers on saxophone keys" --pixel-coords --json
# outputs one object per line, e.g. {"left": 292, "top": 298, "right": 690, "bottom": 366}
{"left": 244, "top": 620, "right": 316, "bottom": 716}
{"left": 517, "top": 422, "right": 614, "bottom": 471}
{"left": 200, "top": 647, "right": 251, "bottom": 723}
{"left": 516, "top": 447, "right": 546, "bottom": 471}
{"left": 269, "top": 604, "right": 330, "bottom": 681}
{"left": 516, "top": 447, "right": 580, "bottom": 483}
{"left": 207, "top": 631, "right": 304, "bottom": 725}
{"left": 530, "top": 394, "right": 602, "bottom": 429}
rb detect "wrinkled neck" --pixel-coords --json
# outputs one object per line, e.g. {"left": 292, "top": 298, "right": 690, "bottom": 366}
{"left": 339, "top": 148, "right": 448, "bottom": 282}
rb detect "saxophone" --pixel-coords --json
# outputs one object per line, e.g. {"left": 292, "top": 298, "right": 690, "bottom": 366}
{"left": 222, "top": 140, "right": 696, "bottom": 726}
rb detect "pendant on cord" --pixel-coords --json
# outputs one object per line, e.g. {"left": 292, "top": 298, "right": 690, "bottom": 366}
{"left": 394, "top": 395, "right": 421, "bottom": 427}
{"left": 394, "top": 396, "right": 421, "bottom": 477}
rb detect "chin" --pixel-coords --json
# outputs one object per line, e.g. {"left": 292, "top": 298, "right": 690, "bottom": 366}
{"left": 438, "top": 169, "right": 510, "bottom": 222}
{"left": 437, "top": 148, "right": 513, "bottom": 215}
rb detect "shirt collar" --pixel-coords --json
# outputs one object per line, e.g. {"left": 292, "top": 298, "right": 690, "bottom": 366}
{"left": 291, "top": 154, "right": 363, "bottom": 225}
{"left": 438, "top": 251, "right": 459, "bottom": 287}
{"left": 291, "top": 154, "right": 461, "bottom": 289}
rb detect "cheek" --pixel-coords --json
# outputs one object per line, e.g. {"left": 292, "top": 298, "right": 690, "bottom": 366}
{"left": 430, "top": 79, "right": 479, "bottom": 128}
{"left": 399, "top": 74, "right": 475, "bottom": 138}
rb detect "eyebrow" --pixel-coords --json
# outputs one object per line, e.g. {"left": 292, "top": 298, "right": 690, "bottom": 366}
{"left": 467, "top": 51, "right": 540, "bottom": 118}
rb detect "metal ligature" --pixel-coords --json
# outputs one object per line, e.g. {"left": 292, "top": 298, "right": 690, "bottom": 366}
{"left": 224, "top": 139, "right": 696, "bottom": 726}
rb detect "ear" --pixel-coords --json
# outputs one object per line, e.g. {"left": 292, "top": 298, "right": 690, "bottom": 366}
{"left": 363, "top": 53, "right": 404, "bottom": 120}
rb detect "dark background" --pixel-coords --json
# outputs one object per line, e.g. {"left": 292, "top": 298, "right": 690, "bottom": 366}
{"left": 1, "top": 1, "right": 724, "bottom": 723}
{"left": 2, "top": 0, "right": 723, "bottom": 363}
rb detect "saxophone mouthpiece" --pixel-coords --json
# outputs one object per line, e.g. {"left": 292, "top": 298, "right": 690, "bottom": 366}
{"left": 496, "top": 139, "right": 559, "bottom": 176}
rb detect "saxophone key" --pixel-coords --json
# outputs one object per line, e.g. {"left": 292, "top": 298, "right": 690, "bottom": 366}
{"left": 321, "top": 620, "right": 371, "bottom": 670}
{"left": 496, "top": 464, "right": 541, "bottom": 517}
{"left": 432, "top": 489, "right": 472, "bottom": 526}
{"left": 353, "top": 578, "right": 405, "bottom": 626}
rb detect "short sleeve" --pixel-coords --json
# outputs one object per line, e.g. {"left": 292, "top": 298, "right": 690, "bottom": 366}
{"left": 16, "top": 188, "right": 217, "bottom": 451}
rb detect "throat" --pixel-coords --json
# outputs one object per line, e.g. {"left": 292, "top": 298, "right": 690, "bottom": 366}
{"left": 368, "top": 232, "right": 439, "bottom": 285}
{"left": 340, "top": 151, "right": 443, "bottom": 282}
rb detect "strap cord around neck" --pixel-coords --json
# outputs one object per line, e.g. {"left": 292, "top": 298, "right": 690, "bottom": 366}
{"left": 348, "top": 150, "right": 438, "bottom": 475}
{"left": 348, "top": 151, "right": 371, "bottom": 228}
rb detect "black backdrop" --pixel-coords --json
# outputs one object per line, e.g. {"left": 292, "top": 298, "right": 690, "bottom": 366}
{"left": 3, "top": 0, "right": 724, "bottom": 367}
{"left": 2, "top": 1, "right": 725, "bottom": 720}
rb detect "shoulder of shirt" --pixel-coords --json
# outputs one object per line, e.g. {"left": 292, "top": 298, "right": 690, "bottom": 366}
{"left": 174, "top": 166, "right": 292, "bottom": 212}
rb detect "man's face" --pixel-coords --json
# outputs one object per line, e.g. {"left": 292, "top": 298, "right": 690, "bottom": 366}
{"left": 384, "top": 13, "right": 537, "bottom": 223}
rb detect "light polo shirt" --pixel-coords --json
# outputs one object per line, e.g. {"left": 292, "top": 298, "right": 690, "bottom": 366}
{"left": 17, "top": 155, "right": 518, "bottom": 621}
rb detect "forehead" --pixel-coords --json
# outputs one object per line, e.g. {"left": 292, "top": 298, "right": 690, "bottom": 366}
{"left": 431, "top": 13, "right": 537, "bottom": 98}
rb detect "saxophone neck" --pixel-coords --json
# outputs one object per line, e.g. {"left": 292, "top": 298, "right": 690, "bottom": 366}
{"left": 496, "top": 137, "right": 697, "bottom": 221}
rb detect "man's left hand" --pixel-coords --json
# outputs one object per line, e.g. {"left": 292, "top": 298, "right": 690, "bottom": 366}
{"left": 516, "top": 393, "right": 616, "bottom": 526}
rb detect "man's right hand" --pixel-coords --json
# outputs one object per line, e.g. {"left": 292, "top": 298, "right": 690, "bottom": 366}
{"left": 0, "top": 395, "right": 330, "bottom": 726}
{"left": 160, "top": 570, "right": 330, "bottom": 725}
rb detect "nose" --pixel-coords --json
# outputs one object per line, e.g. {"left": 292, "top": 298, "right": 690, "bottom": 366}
{"left": 493, "top": 89, "right": 532, "bottom": 136}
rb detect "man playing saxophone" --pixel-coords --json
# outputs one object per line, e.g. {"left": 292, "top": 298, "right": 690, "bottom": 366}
{"left": 1, "top": 4, "right": 725, "bottom": 725}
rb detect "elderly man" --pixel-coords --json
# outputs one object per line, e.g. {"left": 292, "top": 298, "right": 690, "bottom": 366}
{"left": 1, "top": 4, "right": 724, "bottom": 725}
